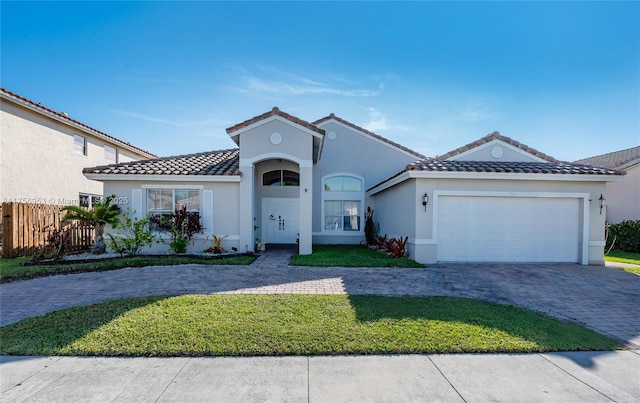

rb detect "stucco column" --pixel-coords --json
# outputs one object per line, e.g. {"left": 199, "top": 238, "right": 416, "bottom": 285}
{"left": 298, "top": 163, "right": 313, "bottom": 255}
{"left": 239, "top": 162, "right": 254, "bottom": 253}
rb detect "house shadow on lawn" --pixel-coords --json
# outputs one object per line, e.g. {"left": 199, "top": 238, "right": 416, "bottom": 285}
{"left": 345, "top": 295, "right": 624, "bottom": 366}
{"left": 0, "top": 296, "right": 174, "bottom": 356}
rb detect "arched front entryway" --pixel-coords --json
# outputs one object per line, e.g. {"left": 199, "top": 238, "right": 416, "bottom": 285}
{"left": 255, "top": 159, "right": 300, "bottom": 246}
{"left": 238, "top": 152, "right": 313, "bottom": 255}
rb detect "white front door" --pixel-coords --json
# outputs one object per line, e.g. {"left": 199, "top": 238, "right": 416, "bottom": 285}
{"left": 262, "top": 197, "right": 300, "bottom": 244}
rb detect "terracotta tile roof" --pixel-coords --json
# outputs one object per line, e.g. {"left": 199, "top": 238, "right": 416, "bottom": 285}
{"left": 313, "top": 113, "right": 426, "bottom": 159}
{"left": 0, "top": 87, "right": 157, "bottom": 158}
{"left": 370, "top": 159, "right": 624, "bottom": 191}
{"left": 226, "top": 107, "right": 325, "bottom": 136}
{"left": 406, "top": 159, "right": 624, "bottom": 175}
{"left": 83, "top": 149, "right": 240, "bottom": 176}
{"left": 574, "top": 145, "right": 640, "bottom": 169}
{"left": 436, "top": 131, "right": 557, "bottom": 163}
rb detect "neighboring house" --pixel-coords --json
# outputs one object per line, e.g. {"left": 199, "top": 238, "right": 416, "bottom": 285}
{"left": 0, "top": 87, "right": 156, "bottom": 207}
{"left": 575, "top": 146, "right": 640, "bottom": 224}
{"left": 84, "top": 107, "right": 623, "bottom": 265}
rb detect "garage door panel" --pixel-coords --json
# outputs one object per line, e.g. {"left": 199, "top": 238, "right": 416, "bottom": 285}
{"left": 437, "top": 196, "right": 579, "bottom": 263}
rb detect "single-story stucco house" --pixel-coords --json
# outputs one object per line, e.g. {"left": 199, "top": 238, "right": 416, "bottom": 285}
{"left": 84, "top": 107, "right": 623, "bottom": 265}
{"left": 575, "top": 146, "right": 640, "bottom": 224}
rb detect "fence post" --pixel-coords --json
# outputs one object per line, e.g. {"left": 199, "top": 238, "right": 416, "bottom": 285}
{"left": 2, "top": 203, "right": 13, "bottom": 258}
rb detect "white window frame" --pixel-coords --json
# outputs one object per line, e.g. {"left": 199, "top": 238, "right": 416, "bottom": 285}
{"left": 104, "top": 145, "right": 118, "bottom": 164}
{"left": 321, "top": 173, "right": 365, "bottom": 235}
{"left": 79, "top": 193, "right": 102, "bottom": 208}
{"left": 262, "top": 169, "right": 300, "bottom": 186}
{"left": 73, "top": 134, "right": 87, "bottom": 156}
{"left": 144, "top": 186, "right": 203, "bottom": 233}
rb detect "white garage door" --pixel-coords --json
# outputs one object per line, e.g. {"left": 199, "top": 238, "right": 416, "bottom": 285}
{"left": 437, "top": 196, "right": 580, "bottom": 263}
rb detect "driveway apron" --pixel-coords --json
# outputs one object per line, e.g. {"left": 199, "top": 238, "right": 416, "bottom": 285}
{"left": 1, "top": 249, "right": 639, "bottom": 348}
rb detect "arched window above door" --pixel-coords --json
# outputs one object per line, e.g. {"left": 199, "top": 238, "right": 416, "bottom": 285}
{"left": 263, "top": 170, "right": 299, "bottom": 186}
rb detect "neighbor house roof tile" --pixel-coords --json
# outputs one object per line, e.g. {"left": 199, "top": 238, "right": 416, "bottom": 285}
{"left": 0, "top": 87, "right": 157, "bottom": 158}
{"left": 83, "top": 149, "right": 240, "bottom": 176}
{"left": 226, "top": 107, "right": 325, "bottom": 136}
{"left": 406, "top": 159, "right": 624, "bottom": 175}
{"left": 574, "top": 145, "right": 640, "bottom": 170}
{"left": 313, "top": 113, "right": 426, "bottom": 159}
{"left": 436, "top": 131, "right": 557, "bottom": 163}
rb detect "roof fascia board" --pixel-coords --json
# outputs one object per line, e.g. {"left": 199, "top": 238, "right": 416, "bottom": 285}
{"left": 405, "top": 171, "right": 624, "bottom": 182}
{"left": 367, "top": 172, "right": 411, "bottom": 196}
{"left": 229, "top": 115, "right": 324, "bottom": 140}
{"left": 1, "top": 92, "right": 156, "bottom": 159}
{"left": 316, "top": 118, "right": 421, "bottom": 160}
{"left": 619, "top": 160, "right": 640, "bottom": 170}
{"left": 84, "top": 174, "right": 241, "bottom": 182}
{"left": 446, "top": 139, "right": 549, "bottom": 163}
{"left": 368, "top": 170, "right": 623, "bottom": 196}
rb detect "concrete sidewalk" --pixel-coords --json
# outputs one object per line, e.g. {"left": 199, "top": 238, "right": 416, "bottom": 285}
{"left": 2, "top": 351, "right": 639, "bottom": 402}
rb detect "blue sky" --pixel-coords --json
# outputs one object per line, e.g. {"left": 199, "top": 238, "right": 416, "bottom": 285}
{"left": 2, "top": 1, "right": 638, "bottom": 161}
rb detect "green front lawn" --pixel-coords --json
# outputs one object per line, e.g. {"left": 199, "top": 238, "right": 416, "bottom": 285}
{"left": 0, "top": 295, "right": 620, "bottom": 356}
{"left": 291, "top": 244, "right": 424, "bottom": 268}
{"left": 0, "top": 254, "right": 256, "bottom": 283}
{"left": 605, "top": 250, "right": 640, "bottom": 274}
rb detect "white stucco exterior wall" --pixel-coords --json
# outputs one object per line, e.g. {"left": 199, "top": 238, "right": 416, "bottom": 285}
{"left": 373, "top": 176, "right": 609, "bottom": 265}
{"left": 236, "top": 118, "right": 316, "bottom": 254}
{"left": 102, "top": 180, "right": 241, "bottom": 254}
{"left": 605, "top": 164, "right": 640, "bottom": 223}
{"left": 312, "top": 120, "right": 420, "bottom": 244}
{"left": 1, "top": 98, "right": 153, "bottom": 204}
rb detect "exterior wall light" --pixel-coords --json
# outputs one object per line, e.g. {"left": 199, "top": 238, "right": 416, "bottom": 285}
{"left": 599, "top": 194, "right": 605, "bottom": 215}
{"left": 422, "top": 193, "right": 429, "bottom": 211}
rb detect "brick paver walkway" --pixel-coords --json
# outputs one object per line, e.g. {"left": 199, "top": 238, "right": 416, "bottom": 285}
{"left": 2, "top": 249, "right": 639, "bottom": 348}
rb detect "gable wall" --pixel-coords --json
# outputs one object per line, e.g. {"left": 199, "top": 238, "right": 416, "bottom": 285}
{"left": 238, "top": 120, "right": 313, "bottom": 162}
{"left": 451, "top": 141, "right": 541, "bottom": 162}
{"left": 312, "top": 121, "right": 418, "bottom": 241}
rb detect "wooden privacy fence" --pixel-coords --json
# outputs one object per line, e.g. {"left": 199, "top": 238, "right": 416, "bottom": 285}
{"left": 1, "top": 202, "right": 94, "bottom": 258}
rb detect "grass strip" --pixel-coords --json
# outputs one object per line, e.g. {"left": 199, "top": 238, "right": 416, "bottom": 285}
{"left": 605, "top": 250, "right": 640, "bottom": 265}
{"left": 0, "top": 255, "right": 256, "bottom": 283}
{"left": 290, "top": 244, "right": 424, "bottom": 268}
{"left": 604, "top": 250, "right": 640, "bottom": 274}
{"left": 0, "top": 295, "right": 620, "bottom": 356}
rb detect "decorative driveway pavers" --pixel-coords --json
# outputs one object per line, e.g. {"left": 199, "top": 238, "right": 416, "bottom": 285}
{"left": 1, "top": 249, "right": 639, "bottom": 348}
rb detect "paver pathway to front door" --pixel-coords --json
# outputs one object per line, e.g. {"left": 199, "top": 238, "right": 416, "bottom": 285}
{"left": 2, "top": 249, "right": 639, "bottom": 348}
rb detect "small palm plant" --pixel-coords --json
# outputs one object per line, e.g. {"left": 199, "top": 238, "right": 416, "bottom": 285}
{"left": 62, "top": 194, "right": 121, "bottom": 254}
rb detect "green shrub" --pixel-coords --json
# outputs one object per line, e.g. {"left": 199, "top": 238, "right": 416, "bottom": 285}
{"left": 606, "top": 220, "right": 640, "bottom": 253}
{"left": 107, "top": 214, "right": 156, "bottom": 256}
{"left": 364, "top": 207, "right": 379, "bottom": 246}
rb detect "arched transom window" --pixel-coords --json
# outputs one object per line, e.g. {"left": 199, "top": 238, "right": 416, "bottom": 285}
{"left": 263, "top": 170, "right": 299, "bottom": 186}
{"left": 322, "top": 175, "right": 364, "bottom": 232}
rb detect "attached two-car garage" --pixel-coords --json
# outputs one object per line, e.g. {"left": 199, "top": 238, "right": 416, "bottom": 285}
{"left": 436, "top": 195, "right": 581, "bottom": 263}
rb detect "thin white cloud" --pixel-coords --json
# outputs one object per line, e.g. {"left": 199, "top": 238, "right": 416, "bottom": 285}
{"left": 457, "top": 104, "right": 494, "bottom": 122}
{"left": 114, "top": 76, "right": 187, "bottom": 84}
{"left": 232, "top": 65, "right": 383, "bottom": 98}
{"left": 364, "top": 107, "right": 412, "bottom": 132}
{"left": 364, "top": 107, "right": 389, "bottom": 131}
{"left": 243, "top": 76, "right": 380, "bottom": 97}
{"left": 112, "top": 110, "right": 227, "bottom": 129}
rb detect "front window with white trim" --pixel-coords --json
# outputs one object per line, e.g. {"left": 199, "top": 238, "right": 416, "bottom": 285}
{"left": 322, "top": 175, "right": 364, "bottom": 232}
{"left": 147, "top": 188, "right": 200, "bottom": 231}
